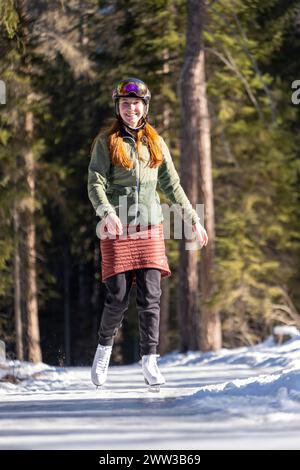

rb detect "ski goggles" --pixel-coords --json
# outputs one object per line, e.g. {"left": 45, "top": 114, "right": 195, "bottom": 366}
{"left": 116, "top": 80, "right": 149, "bottom": 98}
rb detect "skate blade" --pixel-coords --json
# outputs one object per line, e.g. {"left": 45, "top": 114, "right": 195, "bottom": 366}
{"left": 147, "top": 385, "right": 161, "bottom": 393}
{"left": 144, "top": 377, "right": 162, "bottom": 392}
{"left": 94, "top": 383, "right": 107, "bottom": 390}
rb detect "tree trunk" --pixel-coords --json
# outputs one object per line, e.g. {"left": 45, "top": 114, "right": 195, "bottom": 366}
{"left": 23, "top": 104, "right": 42, "bottom": 363}
{"left": 178, "top": 0, "right": 202, "bottom": 351}
{"left": 77, "top": 260, "right": 90, "bottom": 363}
{"left": 63, "top": 241, "right": 71, "bottom": 365}
{"left": 198, "top": 48, "right": 222, "bottom": 351}
{"left": 179, "top": 0, "right": 221, "bottom": 351}
{"left": 178, "top": 242, "right": 199, "bottom": 351}
{"left": 163, "top": 48, "right": 171, "bottom": 133}
{"left": 13, "top": 203, "right": 24, "bottom": 360}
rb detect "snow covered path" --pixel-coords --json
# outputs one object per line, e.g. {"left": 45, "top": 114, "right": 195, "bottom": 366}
{"left": 1, "top": 337, "right": 300, "bottom": 450}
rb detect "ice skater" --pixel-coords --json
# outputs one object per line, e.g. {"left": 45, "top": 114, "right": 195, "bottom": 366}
{"left": 87, "top": 77, "right": 208, "bottom": 390}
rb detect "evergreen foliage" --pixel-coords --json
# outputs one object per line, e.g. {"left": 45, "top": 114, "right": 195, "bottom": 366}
{"left": 0, "top": 0, "right": 299, "bottom": 361}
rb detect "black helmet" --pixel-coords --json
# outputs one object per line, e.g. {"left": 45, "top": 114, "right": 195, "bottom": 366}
{"left": 112, "top": 77, "right": 151, "bottom": 124}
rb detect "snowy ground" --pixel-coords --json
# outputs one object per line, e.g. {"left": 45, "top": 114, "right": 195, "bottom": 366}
{"left": 1, "top": 335, "right": 300, "bottom": 450}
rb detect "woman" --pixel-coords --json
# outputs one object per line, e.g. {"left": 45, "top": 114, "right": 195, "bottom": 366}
{"left": 88, "top": 77, "right": 208, "bottom": 389}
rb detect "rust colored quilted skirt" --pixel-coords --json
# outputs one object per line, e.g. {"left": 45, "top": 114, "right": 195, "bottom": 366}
{"left": 100, "top": 224, "right": 171, "bottom": 283}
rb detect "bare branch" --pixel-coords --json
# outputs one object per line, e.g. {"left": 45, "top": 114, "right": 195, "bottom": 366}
{"left": 231, "top": 10, "right": 276, "bottom": 122}
{"left": 205, "top": 46, "right": 264, "bottom": 121}
{"left": 209, "top": 4, "right": 276, "bottom": 122}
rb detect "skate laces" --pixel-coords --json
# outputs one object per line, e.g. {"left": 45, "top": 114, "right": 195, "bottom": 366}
{"left": 146, "top": 354, "right": 161, "bottom": 373}
{"left": 153, "top": 356, "right": 161, "bottom": 373}
{"left": 95, "top": 346, "right": 111, "bottom": 373}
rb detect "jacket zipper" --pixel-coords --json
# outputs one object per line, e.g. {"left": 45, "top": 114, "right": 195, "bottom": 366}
{"left": 133, "top": 140, "right": 140, "bottom": 225}
{"left": 124, "top": 136, "right": 140, "bottom": 224}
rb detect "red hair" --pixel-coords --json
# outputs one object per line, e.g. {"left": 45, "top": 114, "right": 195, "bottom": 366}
{"left": 92, "top": 119, "right": 163, "bottom": 169}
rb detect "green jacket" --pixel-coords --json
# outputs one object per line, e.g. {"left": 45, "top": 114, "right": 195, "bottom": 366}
{"left": 87, "top": 132, "right": 200, "bottom": 226}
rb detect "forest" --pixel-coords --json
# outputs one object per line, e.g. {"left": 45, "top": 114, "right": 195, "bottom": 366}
{"left": 0, "top": 0, "right": 300, "bottom": 367}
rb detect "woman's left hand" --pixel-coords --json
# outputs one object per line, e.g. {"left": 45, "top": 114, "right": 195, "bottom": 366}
{"left": 192, "top": 221, "right": 208, "bottom": 248}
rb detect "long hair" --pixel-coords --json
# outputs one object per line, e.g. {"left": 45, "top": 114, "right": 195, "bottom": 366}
{"left": 92, "top": 118, "right": 164, "bottom": 169}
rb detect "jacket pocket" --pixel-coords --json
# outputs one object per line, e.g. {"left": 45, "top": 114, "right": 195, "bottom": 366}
{"left": 106, "top": 185, "right": 136, "bottom": 210}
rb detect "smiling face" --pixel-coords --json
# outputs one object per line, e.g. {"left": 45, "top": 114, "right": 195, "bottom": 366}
{"left": 119, "top": 97, "right": 145, "bottom": 128}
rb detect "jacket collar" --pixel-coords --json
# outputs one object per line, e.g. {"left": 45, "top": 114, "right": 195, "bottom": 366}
{"left": 120, "top": 125, "right": 137, "bottom": 141}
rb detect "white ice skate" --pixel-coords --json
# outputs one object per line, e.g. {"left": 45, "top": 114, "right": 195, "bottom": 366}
{"left": 91, "top": 344, "right": 112, "bottom": 387}
{"left": 142, "top": 354, "right": 165, "bottom": 392}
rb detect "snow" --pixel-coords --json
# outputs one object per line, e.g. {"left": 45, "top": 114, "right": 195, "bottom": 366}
{"left": 273, "top": 325, "right": 300, "bottom": 337}
{"left": 1, "top": 336, "right": 300, "bottom": 449}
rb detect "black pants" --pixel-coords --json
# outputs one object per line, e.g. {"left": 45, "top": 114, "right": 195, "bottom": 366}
{"left": 98, "top": 268, "right": 162, "bottom": 357}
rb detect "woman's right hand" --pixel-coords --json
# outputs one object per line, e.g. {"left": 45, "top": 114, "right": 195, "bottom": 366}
{"left": 104, "top": 212, "right": 123, "bottom": 236}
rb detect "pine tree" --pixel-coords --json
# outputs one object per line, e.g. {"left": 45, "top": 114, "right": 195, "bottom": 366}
{"left": 204, "top": 0, "right": 300, "bottom": 344}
